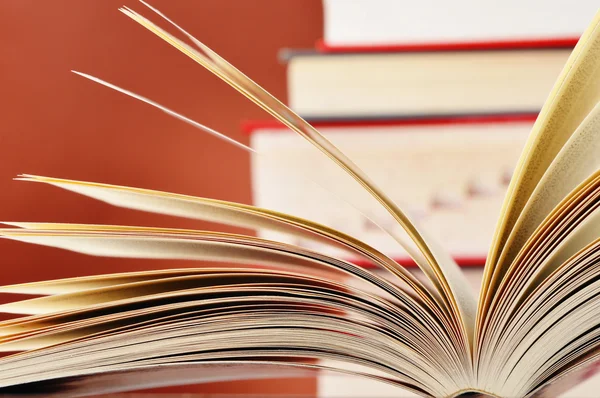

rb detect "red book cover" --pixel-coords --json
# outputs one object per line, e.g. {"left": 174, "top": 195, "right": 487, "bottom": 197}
{"left": 242, "top": 113, "right": 539, "bottom": 134}
{"left": 315, "top": 37, "right": 579, "bottom": 54}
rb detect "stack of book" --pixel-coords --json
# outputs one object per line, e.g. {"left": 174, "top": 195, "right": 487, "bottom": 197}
{"left": 248, "top": 0, "right": 597, "bottom": 273}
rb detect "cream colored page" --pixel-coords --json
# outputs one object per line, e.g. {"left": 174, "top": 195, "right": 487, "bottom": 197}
{"left": 503, "top": 301, "right": 600, "bottom": 397}
{"left": 528, "top": 352, "right": 600, "bottom": 398}
{"left": 0, "top": 228, "right": 422, "bottom": 324}
{"left": 484, "top": 173, "right": 600, "bottom": 321}
{"left": 472, "top": 175, "right": 600, "bottom": 375}
{"left": 0, "top": 273, "right": 279, "bottom": 315}
{"left": 108, "top": 6, "right": 477, "bottom": 350}
{"left": 1, "top": 299, "right": 449, "bottom": 390}
{"left": 494, "top": 102, "right": 600, "bottom": 288}
{"left": 489, "top": 242, "right": 600, "bottom": 370}
{"left": 0, "top": 285, "right": 404, "bottom": 341}
{"left": 0, "top": 293, "right": 395, "bottom": 344}
{"left": 485, "top": 203, "right": 600, "bottom": 337}
{"left": 16, "top": 174, "right": 440, "bottom": 309}
{"left": 0, "top": 271, "right": 448, "bottom": 394}
{"left": 0, "top": 325, "right": 433, "bottom": 395}
{"left": 255, "top": 149, "right": 475, "bottom": 343}
{"left": 530, "top": 205, "right": 600, "bottom": 287}
{"left": 496, "top": 264, "right": 600, "bottom": 396}
{"left": 71, "top": 19, "right": 468, "bottom": 335}
{"left": 0, "top": 269, "right": 227, "bottom": 295}
{"left": 0, "top": 270, "right": 374, "bottom": 315}
{"left": 480, "top": 11, "right": 600, "bottom": 321}
{"left": 3, "top": 221, "right": 433, "bottom": 306}
{"left": 5, "top": 183, "right": 448, "bottom": 332}
{"left": 0, "top": 318, "right": 420, "bottom": 386}
{"left": 0, "top": 281, "right": 406, "bottom": 351}
{"left": 0, "top": 272, "right": 312, "bottom": 314}
{"left": 67, "top": 17, "right": 459, "bottom": 336}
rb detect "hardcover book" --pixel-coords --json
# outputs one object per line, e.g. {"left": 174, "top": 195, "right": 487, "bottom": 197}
{"left": 284, "top": 48, "right": 571, "bottom": 118}
{"left": 247, "top": 115, "right": 532, "bottom": 265}
{"left": 321, "top": 0, "right": 596, "bottom": 51}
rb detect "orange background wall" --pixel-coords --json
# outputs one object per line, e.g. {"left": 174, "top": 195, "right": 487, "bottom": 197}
{"left": 0, "top": 0, "right": 322, "bottom": 395}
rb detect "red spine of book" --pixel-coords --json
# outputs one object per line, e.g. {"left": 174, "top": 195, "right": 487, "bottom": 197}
{"left": 315, "top": 37, "right": 579, "bottom": 54}
{"left": 242, "top": 113, "right": 539, "bottom": 135}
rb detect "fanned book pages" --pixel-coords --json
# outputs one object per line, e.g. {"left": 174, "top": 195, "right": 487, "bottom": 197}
{"left": 1, "top": 2, "right": 600, "bottom": 397}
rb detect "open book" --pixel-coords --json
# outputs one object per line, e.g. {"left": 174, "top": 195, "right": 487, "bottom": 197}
{"left": 1, "top": 2, "right": 600, "bottom": 397}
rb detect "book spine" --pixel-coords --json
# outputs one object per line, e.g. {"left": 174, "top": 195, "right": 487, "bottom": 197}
{"left": 316, "top": 37, "right": 579, "bottom": 54}
{"left": 241, "top": 113, "right": 539, "bottom": 134}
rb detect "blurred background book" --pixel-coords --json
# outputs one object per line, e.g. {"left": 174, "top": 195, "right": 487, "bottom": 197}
{"left": 320, "top": 0, "right": 595, "bottom": 51}
{"left": 1, "top": 0, "right": 599, "bottom": 397}
{"left": 284, "top": 48, "right": 569, "bottom": 118}
{"left": 248, "top": 115, "right": 531, "bottom": 267}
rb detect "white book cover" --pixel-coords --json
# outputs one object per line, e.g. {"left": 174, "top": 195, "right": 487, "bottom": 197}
{"left": 323, "top": 0, "right": 598, "bottom": 49}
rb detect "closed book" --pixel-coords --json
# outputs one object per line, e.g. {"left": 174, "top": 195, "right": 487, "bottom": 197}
{"left": 322, "top": 0, "right": 596, "bottom": 51}
{"left": 284, "top": 47, "right": 571, "bottom": 119}
{"left": 246, "top": 115, "right": 533, "bottom": 265}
